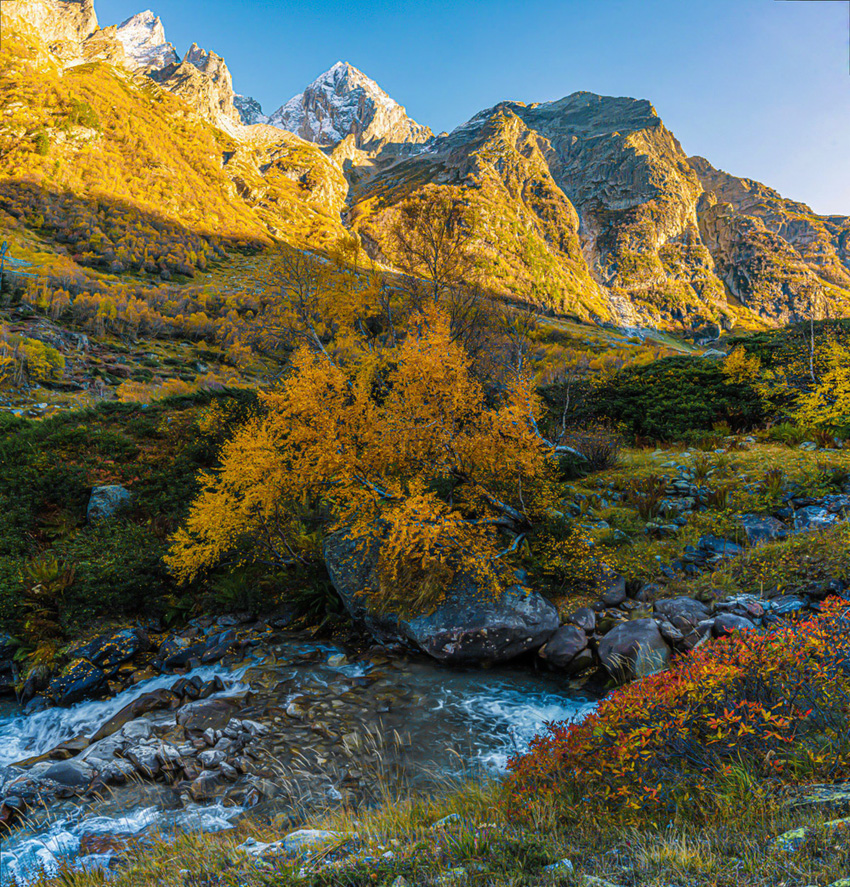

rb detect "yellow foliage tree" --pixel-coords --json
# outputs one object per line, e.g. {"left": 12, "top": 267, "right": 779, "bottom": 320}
{"left": 166, "top": 303, "right": 555, "bottom": 613}
{"left": 795, "top": 339, "right": 850, "bottom": 435}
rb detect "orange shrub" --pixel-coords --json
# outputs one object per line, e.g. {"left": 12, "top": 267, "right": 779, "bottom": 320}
{"left": 504, "top": 597, "right": 850, "bottom": 822}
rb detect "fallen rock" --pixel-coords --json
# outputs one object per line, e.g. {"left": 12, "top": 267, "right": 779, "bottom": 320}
{"left": 597, "top": 619, "right": 671, "bottom": 682}
{"left": 189, "top": 770, "right": 223, "bottom": 802}
{"left": 87, "top": 485, "right": 133, "bottom": 523}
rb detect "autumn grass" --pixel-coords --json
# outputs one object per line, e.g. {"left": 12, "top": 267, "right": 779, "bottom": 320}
{"left": 34, "top": 780, "right": 850, "bottom": 887}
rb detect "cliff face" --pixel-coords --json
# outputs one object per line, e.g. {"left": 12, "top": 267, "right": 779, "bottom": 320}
{"left": 4, "top": 0, "right": 98, "bottom": 57}
{"left": 115, "top": 10, "right": 179, "bottom": 71}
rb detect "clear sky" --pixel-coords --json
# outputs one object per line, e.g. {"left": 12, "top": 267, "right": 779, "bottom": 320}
{"left": 96, "top": 0, "right": 850, "bottom": 216}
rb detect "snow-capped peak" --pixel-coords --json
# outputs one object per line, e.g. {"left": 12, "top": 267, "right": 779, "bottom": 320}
{"left": 116, "top": 10, "right": 178, "bottom": 72}
{"left": 268, "top": 61, "right": 432, "bottom": 148}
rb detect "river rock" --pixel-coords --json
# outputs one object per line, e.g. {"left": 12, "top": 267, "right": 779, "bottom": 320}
{"left": 90, "top": 688, "right": 180, "bottom": 742}
{"left": 189, "top": 770, "right": 223, "bottom": 802}
{"left": 324, "top": 529, "right": 558, "bottom": 663}
{"left": 69, "top": 627, "right": 149, "bottom": 669}
{"left": 538, "top": 625, "right": 588, "bottom": 671}
{"left": 87, "top": 485, "right": 133, "bottom": 522}
{"left": 47, "top": 660, "right": 108, "bottom": 707}
{"left": 653, "top": 597, "right": 710, "bottom": 633}
{"left": 597, "top": 619, "right": 671, "bottom": 682}
{"left": 42, "top": 760, "right": 96, "bottom": 788}
{"left": 713, "top": 613, "right": 756, "bottom": 636}
{"left": 177, "top": 698, "right": 243, "bottom": 735}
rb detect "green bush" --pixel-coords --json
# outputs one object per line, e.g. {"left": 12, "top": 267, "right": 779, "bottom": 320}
{"left": 578, "top": 356, "right": 764, "bottom": 440}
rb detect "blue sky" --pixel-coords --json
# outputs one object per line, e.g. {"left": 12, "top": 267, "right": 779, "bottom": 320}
{"left": 97, "top": 0, "right": 850, "bottom": 215}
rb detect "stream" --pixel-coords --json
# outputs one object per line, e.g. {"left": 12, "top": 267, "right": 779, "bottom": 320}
{"left": 0, "top": 634, "right": 598, "bottom": 885}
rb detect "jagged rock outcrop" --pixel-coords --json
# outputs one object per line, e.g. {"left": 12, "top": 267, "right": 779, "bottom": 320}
{"left": 4, "top": 0, "right": 98, "bottom": 57}
{"left": 150, "top": 42, "right": 240, "bottom": 132}
{"left": 269, "top": 61, "right": 432, "bottom": 150}
{"left": 234, "top": 95, "right": 269, "bottom": 126}
{"left": 690, "top": 155, "right": 850, "bottom": 323}
{"left": 115, "top": 10, "right": 179, "bottom": 71}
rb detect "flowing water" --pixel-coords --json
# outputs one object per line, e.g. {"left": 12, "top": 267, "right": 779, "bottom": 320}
{"left": 0, "top": 635, "right": 598, "bottom": 885}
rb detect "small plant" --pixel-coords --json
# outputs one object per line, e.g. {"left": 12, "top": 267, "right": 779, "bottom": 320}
{"left": 706, "top": 484, "right": 732, "bottom": 511}
{"left": 760, "top": 467, "right": 784, "bottom": 504}
{"left": 692, "top": 453, "right": 713, "bottom": 482}
{"left": 813, "top": 427, "right": 838, "bottom": 449}
{"left": 625, "top": 473, "right": 667, "bottom": 520}
{"left": 21, "top": 554, "right": 75, "bottom": 646}
{"left": 767, "top": 422, "right": 807, "bottom": 446}
{"left": 817, "top": 461, "right": 850, "bottom": 492}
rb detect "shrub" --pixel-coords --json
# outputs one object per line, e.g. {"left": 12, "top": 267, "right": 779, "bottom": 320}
{"left": 504, "top": 598, "right": 850, "bottom": 824}
{"left": 579, "top": 357, "right": 764, "bottom": 441}
{"left": 560, "top": 423, "right": 623, "bottom": 473}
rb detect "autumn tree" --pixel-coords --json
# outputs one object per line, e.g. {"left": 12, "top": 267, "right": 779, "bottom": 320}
{"left": 390, "top": 186, "right": 479, "bottom": 303}
{"left": 166, "top": 303, "right": 557, "bottom": 613}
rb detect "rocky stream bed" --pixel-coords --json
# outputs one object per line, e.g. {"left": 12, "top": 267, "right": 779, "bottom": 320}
{"left": 0, "top": 630, "right": 598, "bottom": 884}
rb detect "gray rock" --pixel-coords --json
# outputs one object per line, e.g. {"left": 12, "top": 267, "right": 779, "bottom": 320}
{"left": 795, "top": 506, "right": 839, "bottom": 533}
{"left": 599, "top": 571, "right": 627, "bottom": 607}
{"left": 713, "top": 613, "right": 756, "bottom": 636}
{"left": 324, "top": 529, "right": 558, "bottom": 664}
{"left": 771, "top": 595, "right": 808, "bottom": 616}
{"left": 567, "top": 606, "right": 596, "bottom": 633}
{"left": 87, "top": 485, "right": 133, "bottom": 523}
{"left": 189, "top": 770, "right": 223, "bottom": 802}
{"left": 597, "top": 619, "right": 671, "bottom": 682}
{"left": 282, "top": 829, "right": 341, "bottom": 853}
{"left": 653, "top": 597, "right": 710, "bottom": 633}
{"left": 43, "top": 761, "right": 96, "bottom": 787}
{"left": 198, "top": 749, "right": 226, "bottom": 769}
{"left": 177, "top": 698, "right": 243, "bottom": 735}
{"left": 539, "top": 625, "right": 588, "bottom": 671}
{"left": 739, "top": 514, "right": 788, "bottom": 546}
{"left": 698, "top": 535, "right": 744, "bottom": 558}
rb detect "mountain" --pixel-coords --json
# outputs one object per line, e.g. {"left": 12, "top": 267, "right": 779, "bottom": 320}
{"left": 2, "top": 0, "right": 849, "bottom": 337}
{"left": 115, "top": 10, "right": 179, "bottom": 71}
{"left": 344, "top": 93, "right": 850, "bottom": 329}
{"left": 269, "top": 62, "right": 433, "bottom": 150}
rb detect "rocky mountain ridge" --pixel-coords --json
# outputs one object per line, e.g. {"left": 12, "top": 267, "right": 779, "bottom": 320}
{"left": 4, "top": 0, "right": 850, "bottom": 333}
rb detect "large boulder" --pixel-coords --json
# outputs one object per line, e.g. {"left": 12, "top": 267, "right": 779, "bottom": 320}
{"left": 323, "top": 529, "right": 558, "bottom": 664}
{"left": 597, "top": 619, "right": 671, "bottom": 682}
{"left": 87, "top": 485, "right": 133, "bottom": 523}
{"left": 69, "top": 627, "right": 149, "bottom": 670}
